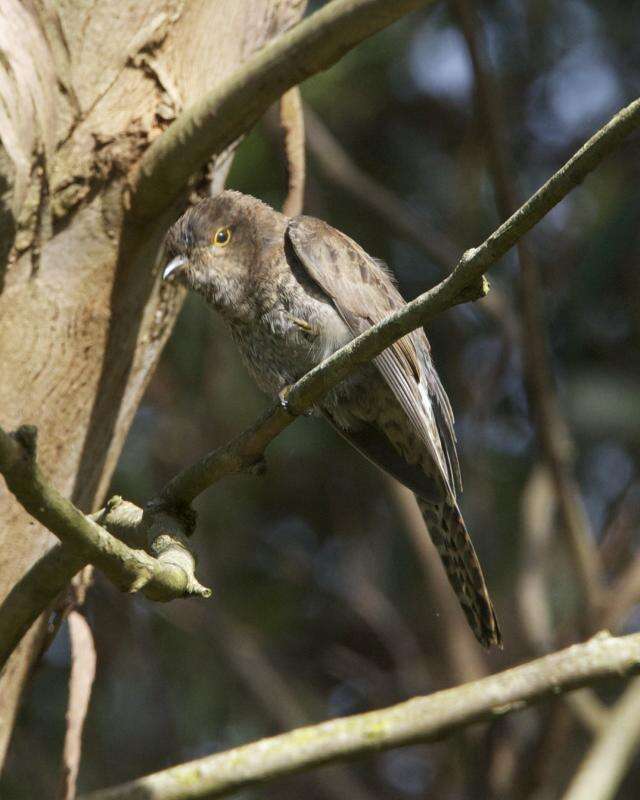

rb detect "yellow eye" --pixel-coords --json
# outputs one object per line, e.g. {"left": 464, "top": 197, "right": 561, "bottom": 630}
{"left": 212, "top": 226, "right": 232, "bottom": 247}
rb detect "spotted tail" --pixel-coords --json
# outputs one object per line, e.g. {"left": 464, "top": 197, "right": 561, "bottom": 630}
{"left": 417, "top": 497, "right": 502, "bottom": 648}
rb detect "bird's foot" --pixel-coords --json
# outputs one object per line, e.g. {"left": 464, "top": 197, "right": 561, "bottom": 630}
{"left": 278, "top": 385, "right": 312, "bottom": 417}
{"left": 279, "top": 385, "right": 294, "bottom": 415}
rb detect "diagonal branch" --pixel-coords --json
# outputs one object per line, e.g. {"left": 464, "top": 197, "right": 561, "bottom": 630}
{"left": 130, "top": 0, "right": 436, "bottom": 220}
{"left": 560, "top": 676, "right": 640, "bottom": 800}
{"left": 2, "top": 98, "right": 639, "bottom": 669}
{"left": 80, "top": 632, "right": 640, "bottom": 800}
{"left": 57, "top": 610, "right": 97, "bottom": 800}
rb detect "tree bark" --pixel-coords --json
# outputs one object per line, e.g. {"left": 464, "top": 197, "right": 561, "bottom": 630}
{"left": 0, "top": 0, "right": 305, "bottom": 766}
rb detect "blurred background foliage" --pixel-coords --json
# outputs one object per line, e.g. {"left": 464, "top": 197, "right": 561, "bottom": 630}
{"left": 5, "top": 1, "right": 640, "bottom": 798}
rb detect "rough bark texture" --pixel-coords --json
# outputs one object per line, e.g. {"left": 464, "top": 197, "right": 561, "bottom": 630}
{"left": 0, "top": 0, "right": 304, "bottom": 766}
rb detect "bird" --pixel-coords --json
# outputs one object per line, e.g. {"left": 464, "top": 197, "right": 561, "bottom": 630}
{"left": 162, "top": 190, "right": 501, "bottom": 648}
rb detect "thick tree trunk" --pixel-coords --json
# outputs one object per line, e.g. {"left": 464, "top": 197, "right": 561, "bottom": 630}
{"left": 0, "top": 0, "right": 304, "bottom": 766}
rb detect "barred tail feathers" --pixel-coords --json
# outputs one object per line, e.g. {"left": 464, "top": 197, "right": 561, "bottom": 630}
{"left": 417, "top": 497, "right": 502, "bottom": 648}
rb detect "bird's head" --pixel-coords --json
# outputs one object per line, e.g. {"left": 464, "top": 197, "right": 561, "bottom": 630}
{"left": 162, "top": 190, "right": 285, "bottom": 317}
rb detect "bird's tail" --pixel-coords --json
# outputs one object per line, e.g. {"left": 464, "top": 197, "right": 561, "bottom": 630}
{"left": 417, "top": 497, "right": 502, "bottom": 648}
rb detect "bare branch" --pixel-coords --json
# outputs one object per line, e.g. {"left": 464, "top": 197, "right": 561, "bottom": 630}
{"left": 602, "top": 557, "right": 640, "bottom": 631}
{"left": 517, "top": 465, "right": 556, "bottom": 652}
{"left": 130, "top": 0, "right": 436, "bottom": 220}
{"left": 280, "top": 87, "right": 306, "bottom": 216}
{"left": 516, "top": 467, "right": 611, "bottom": 735}
{"left": 57, "top": 611, "right": 97, "bottom": 800}
{"left": 80, "top": 633, "right": 640, "bottom": 800}
{"left": 561, "top": 676, "right": 640, "bottom": 800}
{"left": 564, "top": 689, "right": 611, "bottom": 737}
{"left": 158, "top": 604, "right": 377, "bottom": 800}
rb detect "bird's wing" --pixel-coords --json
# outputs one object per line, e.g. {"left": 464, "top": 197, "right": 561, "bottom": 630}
{"left": 322, "top": 411, "right": 441, "bottom": 503}
{"left": 286, "top": 215, "right": 461, "bottom": 498}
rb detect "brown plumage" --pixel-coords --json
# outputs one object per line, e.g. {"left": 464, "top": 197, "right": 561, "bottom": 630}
{"left": 163, "top": 190, "right": 501, "bottom": 648}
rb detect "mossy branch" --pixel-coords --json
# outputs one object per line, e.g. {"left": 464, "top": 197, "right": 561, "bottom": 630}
{"left": 81, "top": 632, "right": 640, "bottom": 800}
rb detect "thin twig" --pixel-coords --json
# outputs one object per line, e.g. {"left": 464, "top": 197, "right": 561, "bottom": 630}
{"left": 517, "top": 467, "right": 610, "bottom": 736}
{"left": 560, "top": 676, "right": 640, "bottom": 800}
{"left": 602, "top": 557, "right": 640, "bottom": 631}
{"left": 280, "top": 87, "right": 306, "bottom": 216}
{"left": 339, "top": 536, "right": 433, "bottom": 694}
{"left": 57, "top": 611, "right": 97, "bottom": 800}
{"left": 517, "top": 465, "right": 556, "bottom": 653}
{"left": 599, "top": 482, "right": 640, "bottom": 629}
{"left": 564, "top": 690, "right": 611, "bottom": 737}
{"left": 80, "top": 632, "right": 640, "bottom": 800}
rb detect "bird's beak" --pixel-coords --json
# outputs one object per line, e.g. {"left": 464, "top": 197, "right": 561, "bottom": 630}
{"left": 163, "top": 255, "right": 188, "bottom": 280}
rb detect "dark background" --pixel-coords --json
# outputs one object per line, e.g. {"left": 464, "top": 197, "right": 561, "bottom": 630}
{"left": 7, "top": 1, "right": 640, "bottom": 798}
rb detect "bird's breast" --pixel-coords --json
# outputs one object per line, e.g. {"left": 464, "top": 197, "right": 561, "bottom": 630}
{"left": 229, "top": 294, "right": 352, "bottom": 399}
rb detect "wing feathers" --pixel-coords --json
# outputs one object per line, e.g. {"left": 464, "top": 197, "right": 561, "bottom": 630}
{"left": 287, "top": 216, "right": 460, "bottom": 498}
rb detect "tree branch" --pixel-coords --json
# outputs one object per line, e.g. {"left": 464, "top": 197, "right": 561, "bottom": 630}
{"left": 156, "top": 604, "right": 377, "bottom": 800}
{"left": 0, "top": 427, "right": 211, "bottom": 668}
{"left": 2, "top": 98, "right": 639, "bottom": 668}
{"left": 561, "top": 676, "right": 640, "bottom": 800}
{"left": 80, "top": 632, "right": 640, "bottom": 800}
{"left": 130, "top": 0, "right": 436, "bottom": 220}
{"left": 280, "top": 87, "right": 306, "bottom": 217}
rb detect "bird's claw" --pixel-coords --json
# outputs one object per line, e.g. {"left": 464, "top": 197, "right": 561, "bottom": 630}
{"left": 279, "top": 386, "right": 293, "bottom": 414}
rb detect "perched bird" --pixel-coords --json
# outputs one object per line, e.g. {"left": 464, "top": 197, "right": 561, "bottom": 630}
{"left": 163, "top": 190, "right": 501, "bottom": 648}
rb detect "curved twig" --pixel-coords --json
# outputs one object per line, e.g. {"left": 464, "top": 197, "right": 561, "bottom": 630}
{"left": 280, "top": 87, "right": 306, "bottom": 217}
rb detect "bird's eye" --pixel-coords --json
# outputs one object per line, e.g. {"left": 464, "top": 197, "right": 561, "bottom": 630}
{"left": 212, "top": 226, "right": 232, "bottom": 247}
